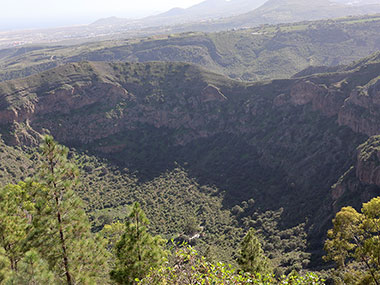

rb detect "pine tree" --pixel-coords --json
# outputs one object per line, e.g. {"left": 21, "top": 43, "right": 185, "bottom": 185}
{"left": 324, "top": 197, "right": 380, "bottom": 284}
{"left": 110, "top": 202, "right": 167, "bottom": 284}
{"left": 6, "top": 249, "right": 55, "bottom": 284}
{"left": 0, "top": 248, "right": 10, "bottom": 283}
{"left": 0, "top": 183, "right": 33, "bottom": 272}
{"left": 28, "top": 135, "right": 110, "bottom": 284}
{"left": 237, "top": 228, "right": 272, "bottom": 275}
{"left": 101, "top": 221, "right": 126, "bottom": 253}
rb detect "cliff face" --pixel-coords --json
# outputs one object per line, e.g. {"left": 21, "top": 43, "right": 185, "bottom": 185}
{"left": 0, "top": 61, "right": 376, "bottom": 190}
{"left": 0, "top": 62, "right": 237, "bottom": 146}
{"left": 338, "top": 78, "right": 380, "bottom": 136}
{"left": 286, "top": 76, "right": 380, "bottom": 250}
{"left": 3, "top": 59, "right": 380, "bottom": 147}
{"left": 286, "top": 71, "right": 380, "bottom": 141}
{"left": 329, "top": 136, "right": 380, "bottom": 219}
{"left": 356, "top": 136, "right": 380, "bottom": 186}
{"left": 289, "top": 80, "right": 346, "bottom": 117}
{"left": 290, "top": 69, "right": 380, "bottom": 211}
{"left": 288, "top": 72, "right": 380, "bottom": 219}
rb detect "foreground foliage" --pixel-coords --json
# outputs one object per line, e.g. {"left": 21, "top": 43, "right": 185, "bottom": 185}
{"left": 110, "top": 202, "right": 167, "bottom": 284}
{"left": 0, "top": 136, "right": 347, "bottom": 284}
{"left": 325, "top": 197, "right": 380, "bottom": 284}
{"left": 140, "top": 246, "right": 324, "bottom": 284}
{"left": 0, "top": 136, "right": 110, "bottom": 284}
{"left": 237, "top": 228, "right": 272, "bottom": 276}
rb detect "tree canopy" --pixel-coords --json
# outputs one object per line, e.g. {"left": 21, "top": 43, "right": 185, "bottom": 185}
{"left": 0, "top": 136, "right": 110, "bottom": 284}
{"left": 110, "top": 202, "right": 167, "bottom": 284}
{"left": 237, "top": 228, "right": 272, "bottom": 275}
{"left": 325, "top": 197, "right": 380, "bottom": 284}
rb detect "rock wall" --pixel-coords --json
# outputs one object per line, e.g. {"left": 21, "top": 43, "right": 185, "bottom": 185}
{"left": 356, "top": 136, "right": 380, "bottom": 186}
{"left": 289, "top": 80, "right": 346, "bottom": 117}
{"left": 0, "top": 74, "right": 232, "bottom": 146}
{"left": 338, "top": 78, "right": 380, "bottom": 136}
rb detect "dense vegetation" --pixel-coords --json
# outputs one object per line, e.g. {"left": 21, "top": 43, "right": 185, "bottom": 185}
{"left": 0, "top": 137, "right": 325, "bottom": 283}
{"left": 0, "top": 137, "right": 110, "bottom": 283}
{"left": 324, "top": 197, "right": 380, "bottom": 284}
{"left": 0, "top": 135, "right": 312, "bottom": 272}
{"left": 3, "top": 137, "right": 380, "bottom": 283}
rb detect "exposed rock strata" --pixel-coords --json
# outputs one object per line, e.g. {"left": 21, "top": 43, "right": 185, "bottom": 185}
{"left": 338, "top": 78, "right": 380, "bottom": 136}
{"left": 356, "top": 136, "right": 380, "bottom": 186}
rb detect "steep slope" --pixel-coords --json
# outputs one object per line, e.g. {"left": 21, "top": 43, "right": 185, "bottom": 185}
{"left": 0, "top": 139, "right": 35, "bottom": 184}
{"left": 331, "top": 136, "right": 380, "bottom": 213}
{"left": 1, "top": 15, "right": 380, "bottom": 83}
{"left": 2, "top": 57, "right": 380, "bottom": 267}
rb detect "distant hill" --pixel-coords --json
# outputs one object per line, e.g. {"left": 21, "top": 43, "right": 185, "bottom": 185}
{"left": 1, "top": 15, "right": 380, "bottom": 82}
{"left": 145, "top": 0, "right": 268, "bottom": 23}
{"left": 91, "top": 0, "right": 380, "bottom": 34}
{"left": 91, "top": 16, "right": 134, "bottom": 27}
{"left": 91, "top": 0, "right": 268, "bottom": 28}
{"left": 2, "top": 0, "right": 380, "bottom": 48}
{"left": 194, "top": 0, "right": 380, "bottom": 29}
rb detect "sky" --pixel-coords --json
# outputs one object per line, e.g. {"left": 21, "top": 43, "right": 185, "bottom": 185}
{"left": 0, "top": 0, "right": 205, "bottom": 30}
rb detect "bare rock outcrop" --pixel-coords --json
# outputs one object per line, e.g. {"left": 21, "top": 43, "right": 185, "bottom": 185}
{"left": 290, "top": 81, "right": 326, "bottom": 106}
{"left": 289, "top": 77, "right": 380, "bottom": 137}
{"left": 338, "top": 78, "right": 380, "bottom": 136}
{"left": 331, "top": 136, "right": 380, "bottom": 209}
{"left": 289, "top": 80, "right": 346, "bottom": 117}
{"left": 356, "top": 136, "right": 380, "bottom": 186}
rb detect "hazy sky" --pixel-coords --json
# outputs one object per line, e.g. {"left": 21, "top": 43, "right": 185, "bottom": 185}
{"left": 0, "top": 0, "right": 205, "bottom": 30}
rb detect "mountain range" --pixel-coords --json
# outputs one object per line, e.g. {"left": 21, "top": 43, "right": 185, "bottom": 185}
{"left": 91, "top": 0, "right": 268, "bottom": 28}
{"left": 103, "top": 0, "right": 268, "bottom": 26}
{"left": 2, "top": 0, "right": 380, "bottom": 48}
{"left": 1, "top": 15, "right": 380, "bottom": 83}
{"left": 185, "top": 0, "right": 380, "bottom": 31}
{"left": 95, "top": 0, "right": 380, "bottom": 30}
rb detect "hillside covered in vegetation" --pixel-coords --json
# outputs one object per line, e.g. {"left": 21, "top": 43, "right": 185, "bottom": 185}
{"left": 1, "top": 14, "right": 380, "bottom": 83}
